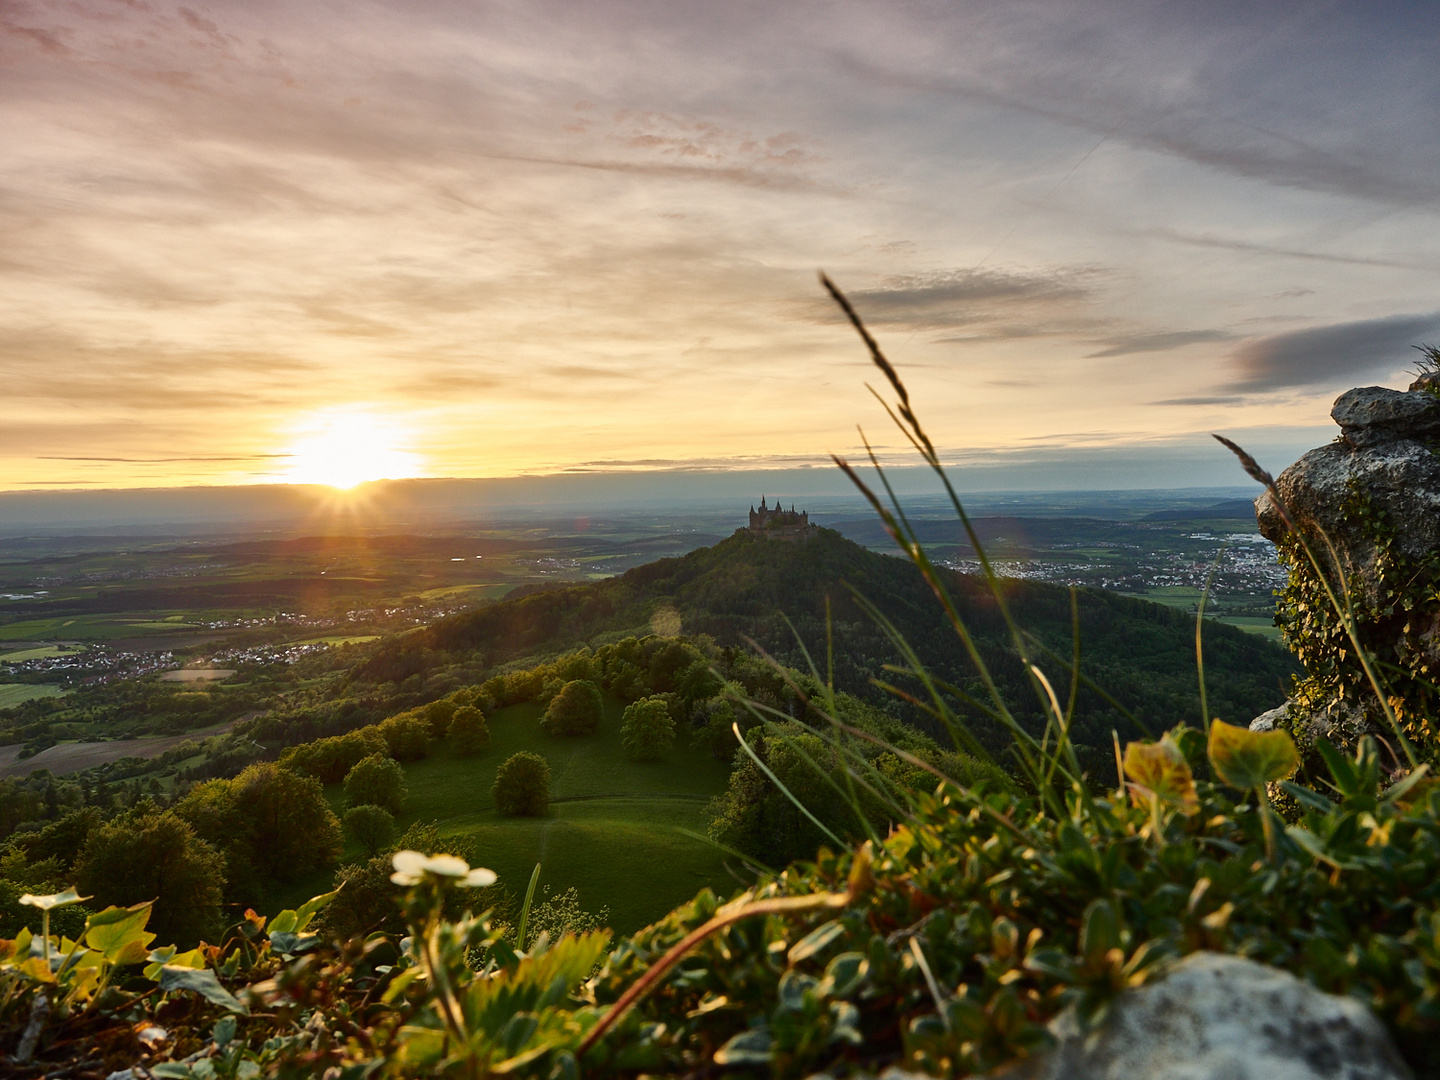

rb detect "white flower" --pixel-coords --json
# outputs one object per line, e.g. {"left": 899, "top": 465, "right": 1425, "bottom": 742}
{"left": 390, "top": 850, "right": 498, "bottom": 888}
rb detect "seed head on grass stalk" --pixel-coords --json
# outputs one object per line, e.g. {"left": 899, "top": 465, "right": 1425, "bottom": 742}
{"left": 822, "top": 273, "right": 1084, "bottom": 807}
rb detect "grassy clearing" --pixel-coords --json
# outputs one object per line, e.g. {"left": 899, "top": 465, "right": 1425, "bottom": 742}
{"left": 416, "top": 583, "right": 514, "bottom": 601}
{"left": 0, "top": 615, "right": 189, "bottom": 641}
{"left": 1210, "top": 615, "right": 1284, "bottom": 642}
{"left": 0, "top": 684, "right": 65, "bottom": 708}
{"left": 0, "top": 644, "right": 81, "bottom": 662}
{"left": 289, "top": 634, "right": 381, "bottom": 646}
{"left": 303, "top": 694, "right": 737, "bottom": 935}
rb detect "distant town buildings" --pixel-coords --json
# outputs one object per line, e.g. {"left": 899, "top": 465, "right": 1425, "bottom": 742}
{"left": 746, "top": 496, "right": 817, "bottom": 541}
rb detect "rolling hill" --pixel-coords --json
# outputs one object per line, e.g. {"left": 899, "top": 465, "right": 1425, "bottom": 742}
{"left": 356, "top": 528, "right": 1298, "bottom": 769}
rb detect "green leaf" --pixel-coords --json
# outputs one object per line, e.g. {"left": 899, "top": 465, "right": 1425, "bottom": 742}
{"left": 1080, "top": 899, "right": 1121, "bottom": 965}
{"left": 292, "top": 888, "right": 340, "bottom": 933}
{"left": 84, "top": 902, "right": 155, "bottom": 963}
{"left": 267, "top": 909, "right": 298, "bottom": 936}
{"left": 212, "top": 1014, "right": 237, "bottom": 1048}
{"left": 1167, "top": 725, "right": 1207, "bottom": 766}
{"left": 1382, "top": 764, "right": 1431, "bottom": 805}
{"left": 819, "top": 952, "right": 869, "bottom": 998}
{"left": 714, "top": 1027, "right": 773, "bottom": 1066}
{"left": 1208, "top": 719, "right": 1299, "bottom": 791}
{"left": 1315, "top": 738, "right": 1358, "bottom": 796}
{"left": 158, "top": 965, "right": 248, "bottom": 1014}
{"left": 1280, "top": 781, "right": 1335, "bottom": 813}
{"left": 788, "top": 919, "right": 844, "bottom": 963}
{"left": 1023, "top": 947, "right": 1077, "bottom": 981}
{"left": 268, "top": 931, "right": 318, "bottom": 957}
{"left": 18, "top": 887, "right": 89, "bottom": 911}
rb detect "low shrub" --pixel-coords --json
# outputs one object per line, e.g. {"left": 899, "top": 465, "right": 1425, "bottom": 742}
{"left": 492, "top": 751, "right": 550, "bottom": 816}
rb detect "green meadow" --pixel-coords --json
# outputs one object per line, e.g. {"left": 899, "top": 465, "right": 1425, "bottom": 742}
{"left": 300, "top": 694, "right": 738, "bottom": 936}
{"left": 0, "top": 614, "right": 196, "bottom": 642}
{"left": 0, "top": 684, "right": 66, "bottom": 708}
{"left": 0, "top": 644, "right": 79, "bottom": 662}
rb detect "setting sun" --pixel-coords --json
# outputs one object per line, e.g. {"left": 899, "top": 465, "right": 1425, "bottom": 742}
{"left": 281, "top": 409, "right": 425, "bottom": 489}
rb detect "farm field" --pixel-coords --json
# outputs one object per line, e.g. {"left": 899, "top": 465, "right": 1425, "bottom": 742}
{"left": 1131, "top": 585, "right": 1284, "bottom": 642}
{"left": 0, "top": 684, "right": 65, "bottom": 709}
{"left": 302, "top": 694, "right": 737, "bottom": 936}
{"left": 1207, "top": 614, "right": 1284, "bottom": 642}
{"left": 0, "top": 717, "right": 241, "bottom": 779}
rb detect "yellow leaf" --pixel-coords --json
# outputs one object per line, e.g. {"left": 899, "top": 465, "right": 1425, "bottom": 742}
{"left": 84, "top": 902, "right": 155, "bottom": 961}
{"left": 18, "top": 956, "right": 55, "bottom": 983}
{"left": 1208, "top": 719, "right": 1299, "bottom": 791}
{"left": 1123, "top": 736, "right": 1199, "bottom": 815}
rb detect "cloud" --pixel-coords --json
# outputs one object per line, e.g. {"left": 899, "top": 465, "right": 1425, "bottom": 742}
{"left": 1085, "top": 329, "right": 1233, "bottom": 358}
{"left": 838, "top": 6, "right": 1440, "bottom": 211}
{"left": 800, "top": 267, "right": 1099, "bottom": 333}
{"left": 1142, "top": 229, "right": 1440, "bottom": 272}
{"left": 1153, "top": 396, "right": 1247, "bottom": 407}
{"left": 1227, "top": 313, "right": 1440, "bottom": 392}
{"left": 40, "top": 454, "right": 288, "bottom": 463}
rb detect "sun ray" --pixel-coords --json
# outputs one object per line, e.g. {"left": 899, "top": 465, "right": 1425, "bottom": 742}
{"left": 281, "top": 408, "right": 424, "bottom": 489}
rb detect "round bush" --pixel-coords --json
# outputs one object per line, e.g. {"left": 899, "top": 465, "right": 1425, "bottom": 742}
{"left": 620, "top": 696, "right": 676, "bottom": 761}
{"left": 343, "top": 753, "right": 408, "bottom": 814}
{"left": 342, "top": 803, "right": 396, "bottom": 857}
{"left": 424, "top": 699, "right": 456, "bottom": 739}
{"left": 449, "top": 705, "right": 490, "bottom": 755}
{"left": 492, "top": 751, "right": 551, "bottom": 816}
{"left": 540, "top": 679, "right": 603, "bottom": 736}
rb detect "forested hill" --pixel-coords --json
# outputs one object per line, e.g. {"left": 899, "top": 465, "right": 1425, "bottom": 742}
{"left": 355, "top": 528, "right": 1297, "bottom": 766}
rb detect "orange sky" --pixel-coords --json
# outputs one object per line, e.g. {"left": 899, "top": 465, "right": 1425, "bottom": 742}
{"left": 4, "top": 2, "right": 1439, "bottom": 491}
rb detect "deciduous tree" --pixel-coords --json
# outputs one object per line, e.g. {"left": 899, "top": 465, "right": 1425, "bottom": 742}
{"left": 620, "top": 696, "right": 675, "bottom": 761}
{"left": 493, "top": 752, "right": 550, "bottom": 816}
{"left": 344, "top": 753, "right": 408, "bottom": 814}
{"left": 75, "top": 808, "right": 224, "bottom": 945}
{"left": 448, "top": 705, "right": 490, "bottom": 755}
{"left": 540, "top": 680, "right": 603, "bottom": 736}
{"left": 343, "top": 804, "right": 396, "bottom": 857}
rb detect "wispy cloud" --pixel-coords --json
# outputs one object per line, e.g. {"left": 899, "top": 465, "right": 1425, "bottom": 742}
{"left": 1226, "top": 313, "right": 1440, "bottom": 392}
{"left": 798, "top": 266, "right": 1099, "bottom": 334}
{"left": 1153, "top": 396, "right": 1248, "bottom": 407}
{"left": 1085, "top": 329, "right": 1233, "bottom": 358}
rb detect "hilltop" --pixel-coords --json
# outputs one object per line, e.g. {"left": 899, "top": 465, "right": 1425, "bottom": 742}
{"left": 356, "top": 527, "right": 1296, "bottom": 770}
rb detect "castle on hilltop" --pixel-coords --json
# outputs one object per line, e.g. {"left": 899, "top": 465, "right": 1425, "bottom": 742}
{"left": 746, "top": 496, "right": 817, "bottom": 541}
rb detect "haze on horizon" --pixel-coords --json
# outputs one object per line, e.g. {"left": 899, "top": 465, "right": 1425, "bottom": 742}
{"left": 4, "top": 1, "right": 1439, "bottom": 495}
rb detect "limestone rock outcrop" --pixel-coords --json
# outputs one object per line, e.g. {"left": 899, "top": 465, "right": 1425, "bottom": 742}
{"left": 1251, "top": 377, "right": 1440, "bottom": 742}
{"left": 984, "top": 952, "right": 1413, "bottom": 1080}
{"left": 1255, "top": 382, "right": 1440, "bottom": 606}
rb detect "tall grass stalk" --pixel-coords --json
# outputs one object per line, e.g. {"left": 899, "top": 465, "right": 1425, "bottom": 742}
{"left": 1196, "top": 545, "right": 1225, "bottom": 735}
{"left": 822, "top": 274, "right": 1083, "bottom": 811}
{"left": 516, "top": 863, "right": 541, "bottom": 952}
